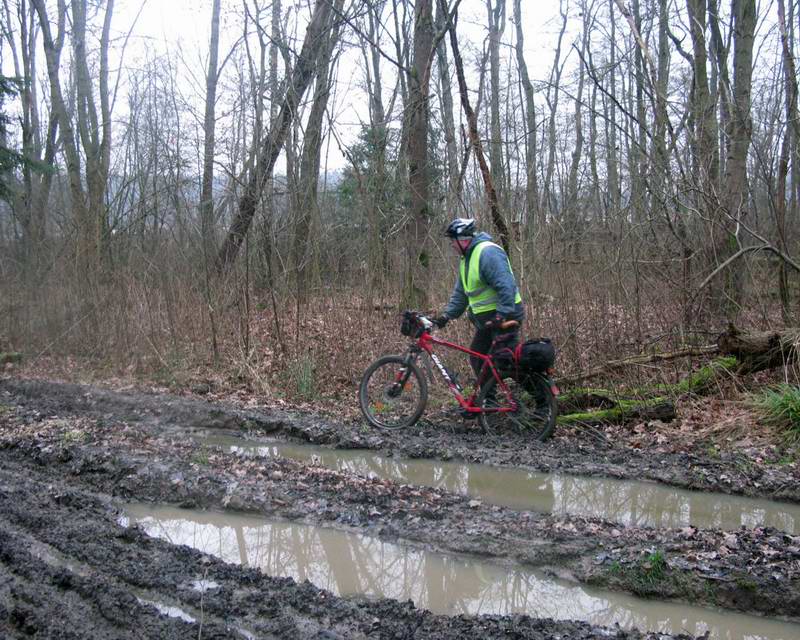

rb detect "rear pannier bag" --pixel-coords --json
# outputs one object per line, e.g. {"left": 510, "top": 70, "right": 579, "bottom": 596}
{"left": 491, "top": 337, "right": 556, "bottom": 376}
{"left": 514, "top": 338, "right": 556, "bottom": 372}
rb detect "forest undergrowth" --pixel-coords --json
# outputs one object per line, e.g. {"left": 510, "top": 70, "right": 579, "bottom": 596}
{"left": 3, "top": 259, "right": 798, "bottom": 460}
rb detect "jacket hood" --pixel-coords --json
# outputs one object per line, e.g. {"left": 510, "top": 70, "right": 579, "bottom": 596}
{"left": 468, "top": 231, "right": 493, "bottom": 250}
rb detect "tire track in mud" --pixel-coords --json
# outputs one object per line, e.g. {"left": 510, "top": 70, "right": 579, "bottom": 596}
{"left": 0, "top": 461, "right": 685, "bottom": 640}
{"left": 1, "top": 378, "right": 799, "bottom": 625}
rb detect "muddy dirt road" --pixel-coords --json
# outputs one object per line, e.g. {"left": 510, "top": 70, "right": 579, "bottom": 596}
{"left": 1, "top": 378, "right": 799, "bottom": 638}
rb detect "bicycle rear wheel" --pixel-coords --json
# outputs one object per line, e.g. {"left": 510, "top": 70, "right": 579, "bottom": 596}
{"left": 359, "top": 355, "right": 428, "bottom": 430}
{"left": 477, "top": 373, "right": 557, "bottom": 440}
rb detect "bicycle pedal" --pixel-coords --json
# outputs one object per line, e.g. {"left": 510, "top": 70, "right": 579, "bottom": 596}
{"left": 460, "top": 409, "right": 478, "bottom": 420}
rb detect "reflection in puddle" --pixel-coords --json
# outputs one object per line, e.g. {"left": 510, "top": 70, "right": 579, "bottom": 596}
{"left": 197, "top": 434, "right": 799, "bottom": 534}
{"left": 125, "top": 503, "right": 800, "bottom": 640}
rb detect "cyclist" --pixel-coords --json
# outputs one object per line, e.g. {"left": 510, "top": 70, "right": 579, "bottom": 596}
{"left": 433, "top": 218, "right": 524, "bottom": 388}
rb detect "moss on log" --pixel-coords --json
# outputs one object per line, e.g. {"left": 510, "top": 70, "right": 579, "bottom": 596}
{"left": 558, "top": 398, "right": 676, "bottom": 426}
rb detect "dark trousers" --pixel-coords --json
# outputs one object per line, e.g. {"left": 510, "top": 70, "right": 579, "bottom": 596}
{"left": 469, "top": 314, "right": 520, "bottom": 381}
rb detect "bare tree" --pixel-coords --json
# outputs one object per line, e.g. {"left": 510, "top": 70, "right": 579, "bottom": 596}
{"left": 435, "top": 0, "right": 460, "bottom": 213}
{"left": 776, "top": 0, "right": 800, "bottom": 319}
{"left": 542, "top": 0, "right": 568, "bottom": 219}
{"left": 32, "top": 0, "right": 115, "bottom": 275}
{"left": 200, "top": 0, "right": 222, "bottom": 258}
{"left": 216, "top": 0, "right": 336, "bottom": 271}
{"left": 513, "top": 0, "right": 539, "bottom": 230}
{"left": 441, "top": 0, "right": 510, "bottom": 252}
{"left": 402, "top": 0, "right": 434, "bottom": 307}
{"left": 293, "top": 0, "right": 344, "bottom": 304}
{"left": 487, "top": 0, "right": 506, "bottom": 207}
{"left": 716, "top": 0, "right": 755, "bottom": 317}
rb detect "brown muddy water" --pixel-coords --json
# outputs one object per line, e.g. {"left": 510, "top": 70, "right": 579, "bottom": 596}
{"left": 197, "top": 433, "right": 800, "bottom": 533}
{"left": 122, "top": 503, "right": 800, "bottom": 640}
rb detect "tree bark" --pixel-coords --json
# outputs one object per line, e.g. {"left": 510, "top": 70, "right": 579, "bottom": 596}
{"left": 32, "top": 0, "right": 93, "bottom": 274}
{"left": 542, "top": 1, "right": 567, "bottom": 220}
{"left": 777, "top": 0, "right": 800, "bottom": 321}
{"left": 71, "top": 0, "right": 114, "bottom": 271}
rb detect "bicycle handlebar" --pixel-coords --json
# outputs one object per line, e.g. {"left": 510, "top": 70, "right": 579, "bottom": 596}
{"left": 413, "top": 312, "right": 517, "bottom": 333}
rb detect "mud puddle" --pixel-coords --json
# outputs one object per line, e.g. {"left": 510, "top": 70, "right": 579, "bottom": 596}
{"left": 123, "top": 502, "right": 800, "bottom": 640}
{"left": 197, "top": 432, "right": 800, "bottom": 533}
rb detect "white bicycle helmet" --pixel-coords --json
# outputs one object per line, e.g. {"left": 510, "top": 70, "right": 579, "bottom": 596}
{"left": 444, "top": 218, "right": 475, "bottom": 239}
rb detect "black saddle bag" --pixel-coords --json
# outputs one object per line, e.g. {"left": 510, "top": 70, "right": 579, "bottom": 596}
{"left": 514, "top": 338, "right": 556, "bottom": 373}
{"left": 492, "top": 337, "right": 556, "bottom": 379}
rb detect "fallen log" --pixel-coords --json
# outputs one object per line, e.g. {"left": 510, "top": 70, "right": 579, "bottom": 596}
{"left": 558, "top": 399, "right": 676, "bottom": 426}
{"left": 717, "top": 325, "right": 800, "bottom": 374}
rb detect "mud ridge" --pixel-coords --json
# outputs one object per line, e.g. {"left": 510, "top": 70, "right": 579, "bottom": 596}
{"left": 2, "top": 377, "right": 798, "bottom": 504}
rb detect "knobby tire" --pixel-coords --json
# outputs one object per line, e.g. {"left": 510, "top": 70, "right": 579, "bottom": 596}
{"left": 359, "top": 355, "right": 428, "bottom": 430}
{"left": 477, "top": 373, "right": 557, "bottom": 440}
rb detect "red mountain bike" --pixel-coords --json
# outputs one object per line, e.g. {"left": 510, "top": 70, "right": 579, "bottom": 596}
{"left": 358, "top": 311, "right": 558, "bottom": 439}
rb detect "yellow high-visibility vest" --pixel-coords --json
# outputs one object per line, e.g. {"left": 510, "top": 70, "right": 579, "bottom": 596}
{"left": 459, "top": 241, "right": 521, "bottom": 314}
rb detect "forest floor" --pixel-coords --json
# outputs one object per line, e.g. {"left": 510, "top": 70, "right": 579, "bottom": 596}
{"left": 1, "top": 370, "right": 799, "bottom": 639}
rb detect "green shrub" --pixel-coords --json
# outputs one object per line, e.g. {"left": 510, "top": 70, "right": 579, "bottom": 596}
{"left": 753, "top": 384, "right": 800, "bottom": 445}
{"left": 290, "top": 355, "right": 317, "bottom": 400}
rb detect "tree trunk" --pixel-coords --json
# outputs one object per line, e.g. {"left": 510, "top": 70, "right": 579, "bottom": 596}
{"left": 487, "top": 0, "right": 506, "bottom": 209}
{"left": 71, "top": 0, "right": 114, "bottom": 271}
{"left": 777, "top": 0, "right": 800, "bottom": 322}
{"left": 402, "top": 0, "right": 434, "bottom": 308}
{"left": 566, "top": 9, "right": 586, "bottom": 249}
{"left": 605, "top": 0, "right": 620, "bottom": 221}
{"left": 366, "top": 0, "right": 390, "bottom": 294}
{"left": 435, "top": 0, "right": 460, "bottom": 214}
{"left": 717, "top": 0, "right": 756, "bottom": 319}
{"left": 542, "top": 1, "right": 568, "bottom": 220}
{"left": 32, "top": 0, "right": 90, "bottom": 273}
{"left": 200, "top": 0, "right": 222, "bottom": 260}
{"left": 513, "top": 0, "right": 539, "bottom": 231}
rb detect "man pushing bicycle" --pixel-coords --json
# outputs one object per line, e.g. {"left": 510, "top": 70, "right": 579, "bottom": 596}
{"left": 358, "top": 219, "right": 556, "bottom": 435}
{"left": 433, "top": 218, "right": 524, "bottom": 385}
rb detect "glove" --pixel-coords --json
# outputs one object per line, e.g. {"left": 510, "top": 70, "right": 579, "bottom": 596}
{"left": 432, "top": 314, "right": 450, "bottom": 328}
{"left": 484, "top": 313, "right": 506, "bottom": 329}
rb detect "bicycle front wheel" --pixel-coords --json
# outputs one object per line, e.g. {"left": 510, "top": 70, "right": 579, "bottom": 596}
{"left": 359, "top": 355, "right": 428, "bottom": 430}
{"left": 477, "top": 373, "right": 557, "bottom": 440}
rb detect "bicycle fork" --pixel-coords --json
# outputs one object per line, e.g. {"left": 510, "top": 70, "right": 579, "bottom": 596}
{"left": 389, "top": 350, "right": 420, "bottom": 397}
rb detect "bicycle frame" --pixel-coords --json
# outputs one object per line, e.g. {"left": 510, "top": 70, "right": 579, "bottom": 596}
{"left": 404, "top": 330, "right": 516, "bottom": 415}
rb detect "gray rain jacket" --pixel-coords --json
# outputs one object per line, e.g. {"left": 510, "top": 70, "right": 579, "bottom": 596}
{"left": 443, "top": 232, "right": 524, "bottom": 327}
